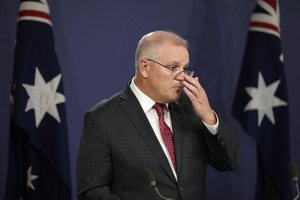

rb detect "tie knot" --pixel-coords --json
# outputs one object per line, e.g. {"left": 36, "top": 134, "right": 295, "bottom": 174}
{"left": 153, "top": 103, "right": 166, "bottom": 117}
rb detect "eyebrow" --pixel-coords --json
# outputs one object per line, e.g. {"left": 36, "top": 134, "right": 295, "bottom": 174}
{"left": 170, "top": 61, "right": 189, "bottom": 69}
{"left": 168, "top": 61, "right": 189, "bottom": 67}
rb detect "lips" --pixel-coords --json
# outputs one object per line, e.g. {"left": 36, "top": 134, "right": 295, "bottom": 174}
{"left": 173, "top": 84, "right": 183, "bottom": 89}
{"left": 172, "top": 85, "right": 183, "bottom": 92}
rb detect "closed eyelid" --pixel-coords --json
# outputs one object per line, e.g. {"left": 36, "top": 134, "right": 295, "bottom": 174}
{"left": 168, "top": 65, "right": 179, "bottom": 69}
{"left": 170, "top": 65, "right": 189, "bottom": 71}
{"left": 171, "top": 62, "right": 189, "bottom": 69}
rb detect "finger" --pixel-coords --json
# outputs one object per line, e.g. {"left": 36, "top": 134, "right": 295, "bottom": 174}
{"left": 184, "top": 75, "right": 203, "bottom": 91}
{"left": 183, "top": 79, "right": 200, "bottom": 98}
{"left": 183, "top": 86, "right": 198, "bottom": 101}
{"left": 183, "top": 74, "right": 198, "bottom": 86}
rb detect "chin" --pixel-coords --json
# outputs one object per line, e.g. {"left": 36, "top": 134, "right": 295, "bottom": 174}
{"left": 171, "top": 93, "right": 181, "bottom": 102}
{"left": 166, "top": 88, "right": 182, "bottom": 102}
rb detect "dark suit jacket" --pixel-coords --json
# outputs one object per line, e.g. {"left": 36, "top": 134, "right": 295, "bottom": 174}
{"left": 77, "top": 85, "right": 238, "bottom": 200}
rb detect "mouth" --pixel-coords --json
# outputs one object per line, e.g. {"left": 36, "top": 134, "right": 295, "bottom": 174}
{"left": 173, "top": 85, "right": 183, "bottom": 89}
{"left": 172, "top": 85, "right": 183, "bottom": 93}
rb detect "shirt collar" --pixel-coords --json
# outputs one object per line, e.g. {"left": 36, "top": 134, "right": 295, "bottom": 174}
{"left": 130, "top": 77, "right": 169, "bottom": 113}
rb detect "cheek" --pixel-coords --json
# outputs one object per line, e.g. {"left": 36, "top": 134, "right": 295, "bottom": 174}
{"left": 149, "top": 72, "right": 175, "bottom": 93}
{"left": 157, "top": 76, "right": 173, "bottom": 90}
{"left": 152, "top": 73, "right": 169, "bottom": 85}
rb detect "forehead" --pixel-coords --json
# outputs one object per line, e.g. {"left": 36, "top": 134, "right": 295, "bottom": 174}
{"left": 157, "top": 43, "right": 189, "bottom": 63}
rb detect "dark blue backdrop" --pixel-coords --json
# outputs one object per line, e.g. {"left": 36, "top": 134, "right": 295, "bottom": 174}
{"left": 1, "top": 0, "right": 299, "bottom": 199}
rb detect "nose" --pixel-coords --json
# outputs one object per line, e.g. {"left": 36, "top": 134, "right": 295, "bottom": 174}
{"left": 174, "top": 71, "right": 185, "bottom": 81}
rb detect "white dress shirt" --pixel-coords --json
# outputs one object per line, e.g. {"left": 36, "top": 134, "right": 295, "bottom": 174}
{"left": 130, "top": 77, "right": 219, "bottom": 179}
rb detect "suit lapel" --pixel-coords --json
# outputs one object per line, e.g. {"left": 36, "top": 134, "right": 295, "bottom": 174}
{"left": 119, "top": 86, "right": 177, "bottom": 182}
{"left": 169, "top": 103, "right": 183, "bottom": 181}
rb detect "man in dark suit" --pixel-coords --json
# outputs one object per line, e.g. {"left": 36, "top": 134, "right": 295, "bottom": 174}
{"left": 77, "top": 30, "right": 239, "bottom": 200}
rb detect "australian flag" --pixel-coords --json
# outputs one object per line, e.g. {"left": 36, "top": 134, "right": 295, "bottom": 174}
{"left": 5, "top": 0, "right": 71, "bottom": 199}
{"left": 232, "top": 0, "right": 291, "bottom": 199}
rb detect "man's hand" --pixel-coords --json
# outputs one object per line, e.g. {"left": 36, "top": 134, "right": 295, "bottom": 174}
{"left": 182, "top": 74, "right": 216, "bottom": 125}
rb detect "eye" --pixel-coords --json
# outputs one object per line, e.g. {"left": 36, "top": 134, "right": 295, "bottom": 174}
{"left": 183, "top": 65, "right": 189, "bottom": 71}
{"left": 169, "top": 65, "right": 177, "bottom": 71}
{"left": 184, "top": 68, "right": 190, "bottom": 72}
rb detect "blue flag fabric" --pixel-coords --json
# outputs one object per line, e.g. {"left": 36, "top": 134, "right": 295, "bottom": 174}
{"left": 5, "top": 0, "right": 71, "bottom": 199}
{"left": 232, "top": 0, "right": 291, "bottom": 199}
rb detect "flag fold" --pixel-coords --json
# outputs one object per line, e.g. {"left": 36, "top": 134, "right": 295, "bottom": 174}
{"left": 232, "top": 0, "right": 291, "bottom": 199}
{"left": 5, "top": 0, "right": 71, "bottom": 199}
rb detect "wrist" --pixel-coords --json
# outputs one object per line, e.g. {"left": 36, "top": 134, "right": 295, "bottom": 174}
{"left": 202, "top": 111, "right": 217, "bottom": 125}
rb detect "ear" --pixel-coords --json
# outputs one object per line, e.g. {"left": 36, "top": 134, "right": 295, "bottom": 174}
{"left": 138, "top": 59, "right": 150, "bottom": 78}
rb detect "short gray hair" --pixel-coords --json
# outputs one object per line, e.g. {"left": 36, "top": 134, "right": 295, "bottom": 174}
{"left": 135, "top": 31, "right": 188, "bottom": 69}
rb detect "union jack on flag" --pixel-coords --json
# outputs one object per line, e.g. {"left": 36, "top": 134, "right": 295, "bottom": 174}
{"left": 232, "top": 0, "right": 291, "bottom": 199}
{"left": 5, "top": 0, "right": 71, "bottom": 199}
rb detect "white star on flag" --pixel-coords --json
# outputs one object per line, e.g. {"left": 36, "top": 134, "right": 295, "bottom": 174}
{"left": 244, "top": 71, "right": 287, "bottom": 126}
{"left": 27, "top": 166, "right": 38, "bottom": 190}
{"left": 22, "top": 67, "right": 65, "bottom": 127}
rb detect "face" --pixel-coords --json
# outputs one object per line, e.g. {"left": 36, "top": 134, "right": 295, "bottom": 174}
{"left": 145, "top": 43, "right": 189, "bottom": 103}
